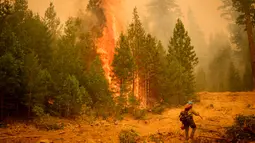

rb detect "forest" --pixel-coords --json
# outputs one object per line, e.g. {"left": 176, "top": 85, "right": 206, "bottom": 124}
{"left": 0, "top": 0, "right": 254, "bottom": 120}
{"left": 1, "top": 0, "right": 255, "bottom": 142}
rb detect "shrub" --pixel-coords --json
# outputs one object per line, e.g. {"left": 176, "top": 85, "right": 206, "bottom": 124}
{"left": 119, "top": 129, "right": 139, "bottom": 143}
{"left": 225, "top": 114, "right": 255, "bottom": 142}
{"left": 34, "top": 114, "right": 65, "bottom": 130}
{"left": 32, "top": 105, "right": 45, "bottom": 117}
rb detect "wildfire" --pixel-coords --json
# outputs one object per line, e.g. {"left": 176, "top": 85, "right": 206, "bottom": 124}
{"left": 96, "top": 0, "right": 123, "bottom": 84}
{"left": 95, "top": 0, "right": 145, "bottom": 107}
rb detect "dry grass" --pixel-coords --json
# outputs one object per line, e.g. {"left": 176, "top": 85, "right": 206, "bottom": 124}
{"left": 1, "top": 92, "right": 255, "bottom": 143}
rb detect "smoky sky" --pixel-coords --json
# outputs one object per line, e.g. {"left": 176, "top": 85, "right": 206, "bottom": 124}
{"left": 27, "top": 0, "right": 228, "bottom": 43}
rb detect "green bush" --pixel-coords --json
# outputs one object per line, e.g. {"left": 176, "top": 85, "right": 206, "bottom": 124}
{"left": 34, "top": 114, "right": 65, "bottom": 130}
{"left": 119, "top": 129, "right": 139, "bottom": 143}
{"left": 32, "top": 105, "right": 45, "bottom": 117}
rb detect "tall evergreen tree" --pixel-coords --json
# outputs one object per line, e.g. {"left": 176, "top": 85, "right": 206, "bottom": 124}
{"left": 141, "top": 34, "right": 164, "bottom": 106}
{"left": 86, "top": 56, "right": 114, "bottom": 117}
{"left": 43, "top": 2, "right": 60, "bottom": 37}
{"left": 112, "top": 33, "right": 135, "bottom": 102}
{"left": 0, "top": 0, "right": 24, "bottom": 120}
{"left": 230, "top": 0, "right": 255, "bottom": 90}
{"left": 219, "top": 0, "right": 253, "bottom": 91}
{"left": 127, "top": 7, "right": 146, "bottom": 99}
{"left": 167, "top": 19, "right": 198, "bottom": 104}
{"left": 152, "top": 41, "right": 168, "bottom": 101}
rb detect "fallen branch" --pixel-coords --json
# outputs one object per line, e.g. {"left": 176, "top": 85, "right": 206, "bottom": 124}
{"left": 0, "top": 135, "right": 41, "bottom": 140}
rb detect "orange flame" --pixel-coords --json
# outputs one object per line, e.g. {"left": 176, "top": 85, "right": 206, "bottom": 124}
{"left": 95, "top": 0, "right": 146, "bottom": 107}
{"left": 96, "top": 0, "right": 123, "bottom": 84}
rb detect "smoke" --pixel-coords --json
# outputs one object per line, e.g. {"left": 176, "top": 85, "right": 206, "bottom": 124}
{"left": 27, "top": 0, "right": 230, "bottom": 73}
{"left": 143, "top": 0, "right": 182, "bottom": 48}
{"left": 27, "top": 0, "right": 228, "bottom": 42}
{"left": 27, "top": 0, "right": 250, "bottom": 93}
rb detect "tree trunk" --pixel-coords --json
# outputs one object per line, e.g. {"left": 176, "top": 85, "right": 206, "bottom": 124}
{"left": 245, "top": 13, "right": 255, "bottom": 91}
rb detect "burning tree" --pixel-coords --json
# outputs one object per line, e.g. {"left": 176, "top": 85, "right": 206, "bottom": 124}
{"left": 111, "top": 33, "right": 136, "bottom": 104}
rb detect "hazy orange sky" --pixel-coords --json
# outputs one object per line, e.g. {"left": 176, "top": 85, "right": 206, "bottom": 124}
{"left": 27, "top": 0, "right": 228, "bottom": 42}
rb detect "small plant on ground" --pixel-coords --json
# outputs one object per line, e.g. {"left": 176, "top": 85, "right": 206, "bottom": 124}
{"left": 225, "top": 114, "right": 255, "bottom": 142}
{"left": 119, "top": 129, "right": 139, "bottom": 143}
{"left": 33, "top": 114, "right": 65, "bottom": 130}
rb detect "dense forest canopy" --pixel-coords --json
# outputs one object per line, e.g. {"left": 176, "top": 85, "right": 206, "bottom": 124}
{"left": 0, "top": 0, "right": 253, "bottom": 120}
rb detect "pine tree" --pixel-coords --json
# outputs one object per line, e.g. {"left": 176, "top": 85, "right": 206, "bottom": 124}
{"left": 55, "top": 74, "right": 91, "bottom": 116}
{"left": 23, "top": 52, "right": 41, "bottom": 117}
{"left": 0, "top": 52, "right": 22, "bottom": 120}
{"left": 43, "top": 2, "right": 60, "bottom": 37}
{"left": 219, "top": 0, "right": 252, "bottom": 91}
{"left": 152, "top": 41, "right": 168, "bottom": 101}
{"left": 141, "top": 34, "right": 164, "bottom": 106}
{"left": 112, "top": 33, "right": 135, "bottom": 103}
{"left": 230, "top": 0, "right": 255, "bottom": 90}
{"left": 0, "top": 1, "right": 25, "bottom": 120}
{"left": 86, "top": 56, "right": 114, "bottom": 117}
{"left": 21, "top": 12, "right": 53, "bottom": 68}
{"left": 167, "top": 19, "right": 198, "bottom": 104}
{"left": 127, "top": 7, "right": 146, "bottom": 100}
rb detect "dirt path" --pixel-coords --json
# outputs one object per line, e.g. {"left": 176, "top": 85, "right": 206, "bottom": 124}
{"left": 1, "top": 92, "right": 255, "bottom": 143}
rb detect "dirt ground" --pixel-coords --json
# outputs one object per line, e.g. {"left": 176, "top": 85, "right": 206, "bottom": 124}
{"left": 1, "top": 92, "right": 255, "bottom": 143}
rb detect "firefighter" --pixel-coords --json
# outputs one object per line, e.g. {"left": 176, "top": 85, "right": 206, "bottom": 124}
{"left": 179, "top": 101, "right": 202, "bottom": 141}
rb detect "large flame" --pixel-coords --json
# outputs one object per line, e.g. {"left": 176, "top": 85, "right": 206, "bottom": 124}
{"left": 95, "top": 0, "right": 146, "bottom": 107}
{"left": 96, "top": 0, "right": 123, "bottom": 84}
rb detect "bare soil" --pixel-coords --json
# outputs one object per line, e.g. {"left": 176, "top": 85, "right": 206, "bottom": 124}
{"left": 1, "top": 92, "right": 255, "bottom": 143}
